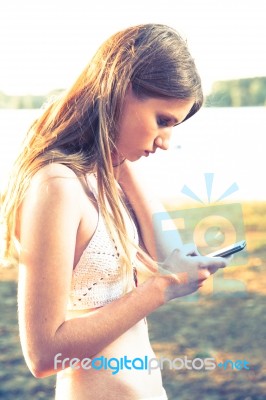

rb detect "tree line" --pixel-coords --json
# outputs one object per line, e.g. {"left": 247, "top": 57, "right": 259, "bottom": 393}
{"left": 0, "top": 89, "right": 64, "bottom": 109}
{"left": 0, "top": 77, "right": 266, "bottom": 108}
{"left": 205, "top": 76, "right": 266, "bottom": 107}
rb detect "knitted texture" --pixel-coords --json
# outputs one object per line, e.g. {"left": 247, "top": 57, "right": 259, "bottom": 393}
{"left": 67, "top": 176, "right": 139, "bottom": 310}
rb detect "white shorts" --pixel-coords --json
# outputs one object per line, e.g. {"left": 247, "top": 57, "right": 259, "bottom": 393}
{"left": 140, "top": 388, "right": 168, "bottom": 400}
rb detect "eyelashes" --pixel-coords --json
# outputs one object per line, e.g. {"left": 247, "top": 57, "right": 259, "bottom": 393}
{"left": 157, "top": 117, "right": 171, "bottom": 127}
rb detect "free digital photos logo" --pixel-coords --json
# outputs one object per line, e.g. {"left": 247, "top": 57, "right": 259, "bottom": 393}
{"left": 153, "top": 173, "right": 248, "bottom": 298}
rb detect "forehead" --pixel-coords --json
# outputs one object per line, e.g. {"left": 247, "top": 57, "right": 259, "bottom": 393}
{"left": 140, "top": 96, "right": 195, "bottom": 123}
{"left": 122, "top": 86, "right": 195, "bottom": 123}
{"left": 146, "top": 96, "right": 194, "bottom": 110}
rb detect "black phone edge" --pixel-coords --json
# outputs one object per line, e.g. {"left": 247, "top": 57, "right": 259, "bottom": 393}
{"left": 209, "top": 240, "right": 246, "bottom": 258}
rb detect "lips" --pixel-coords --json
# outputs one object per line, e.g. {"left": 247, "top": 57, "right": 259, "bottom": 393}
{"left": 144, "top": 150, "right": 155, "bottom": 156}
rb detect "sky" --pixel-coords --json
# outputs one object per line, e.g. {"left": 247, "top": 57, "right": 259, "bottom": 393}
{"left": 0, "top": 0, "right": 265, "bottom": 96}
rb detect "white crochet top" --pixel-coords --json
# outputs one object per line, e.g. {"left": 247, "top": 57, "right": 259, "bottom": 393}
{"left": 67, "top": 175, "right": 139, "bottom": 310}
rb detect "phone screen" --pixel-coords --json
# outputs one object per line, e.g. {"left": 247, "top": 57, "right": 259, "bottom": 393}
{"left": 207, "top": 240, "right": 246, "bottom": 257}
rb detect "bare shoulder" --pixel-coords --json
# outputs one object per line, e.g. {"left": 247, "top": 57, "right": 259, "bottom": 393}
{"left": 23, "top": 163, "right": 88, "bottom": 210}
{"left": 30, "top": 163, "right": 81, "bottom": 191}
{"left": 36, "top": 162, "right": 77, "bottom": 177}
{"left": 18, "top": 164, "right": 84, "bottom": 235}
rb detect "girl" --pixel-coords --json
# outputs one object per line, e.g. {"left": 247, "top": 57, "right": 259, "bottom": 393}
{"left": 1, "top": 24, "right": 227, "bottom": 399}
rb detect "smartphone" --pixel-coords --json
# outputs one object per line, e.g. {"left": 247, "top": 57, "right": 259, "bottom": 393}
{"left": 207, "top": 240, "right": 246, "bottom": 257}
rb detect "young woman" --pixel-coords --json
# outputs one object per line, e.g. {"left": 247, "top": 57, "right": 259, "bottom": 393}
{"left": 1, "top": 24, "right": 227, "bottom": 399}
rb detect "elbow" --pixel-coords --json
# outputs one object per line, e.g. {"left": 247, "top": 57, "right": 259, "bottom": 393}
{"left": 26, "top": 351, "right": 58, "bottom": 378}
{"left": 30, "top": 364, "right": 52, "bottom": 379}
{"left": 21, "top": 331, "right": 67, "bottom": 378}
{"left": 31, "top": 367, "right": 48, "bottom": 379}
{"left": 30, "top": 362, "right": 57, "bottom": 379}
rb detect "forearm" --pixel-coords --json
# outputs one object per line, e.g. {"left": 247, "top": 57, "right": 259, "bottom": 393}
{"left": 117, "top": 160, "right": 183, "bottom": 261}
{"left": 27, "top": 275, "right": 165, "bottom": 378}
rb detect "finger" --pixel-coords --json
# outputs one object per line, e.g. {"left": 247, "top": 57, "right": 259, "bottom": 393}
{"left": 224, "top": 255, "right": 234, "bottom": 262}
{"left": 198, "top": 268, "right": 211, "bottom": 282}
{"left": 198, "top": 256, "right": 227, "bottom": 270}
{"left": 207, "top": 255, "right": 233, "bottom": 274}
{"left": 207, "top": 265, "right": 220, "bottom": 274}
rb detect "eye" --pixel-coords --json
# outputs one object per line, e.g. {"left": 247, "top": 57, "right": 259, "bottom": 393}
{"left": 157, "top": 117, "right": 171, "bottom": 127}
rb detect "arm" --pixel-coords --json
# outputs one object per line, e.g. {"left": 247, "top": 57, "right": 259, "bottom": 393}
{"left": 116, "top": 160, "right": 183, "bottom": 261}
{"left": 18, "top": 164, "right": 226, "bottom": 378}
{"left": 17, "top": 164, "right": 167, "bottom": 378}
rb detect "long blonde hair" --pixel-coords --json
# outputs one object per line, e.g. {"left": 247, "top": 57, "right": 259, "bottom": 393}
{"left": 1, "top": 23, "right": 203, "bottom": 288}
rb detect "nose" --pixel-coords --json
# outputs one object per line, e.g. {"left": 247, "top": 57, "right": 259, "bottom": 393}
{"left": 154, "top": 133, "right": 171, "bottom": 151}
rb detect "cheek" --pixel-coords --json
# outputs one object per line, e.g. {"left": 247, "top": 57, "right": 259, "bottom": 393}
{"left": 118, "top": 111, "right": 155, "bottom": 148}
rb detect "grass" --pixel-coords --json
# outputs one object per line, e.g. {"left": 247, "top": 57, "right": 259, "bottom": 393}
{"left": 0, "top": 200, "right": 265, "bottom": 399}
{"left": 149, "top": 200, "right": 266, "bottom": 399}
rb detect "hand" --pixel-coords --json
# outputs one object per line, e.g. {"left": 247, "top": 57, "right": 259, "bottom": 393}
{"left": 158, "top": 248, "right": 229, "bottom": 302}
{"left": 179, "top": 242, "right": 233, "bottom": 274}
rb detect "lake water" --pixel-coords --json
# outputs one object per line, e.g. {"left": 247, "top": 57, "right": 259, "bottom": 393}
{"left": 0, "top": 107, "right": 265, "bottom": 203}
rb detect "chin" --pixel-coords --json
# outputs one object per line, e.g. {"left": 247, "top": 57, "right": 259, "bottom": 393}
{"left": 133, "top": 155, "right": 143, "bottom": 162}
{"left": 126, "top": 155, "right": 139, "bottom": 162}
